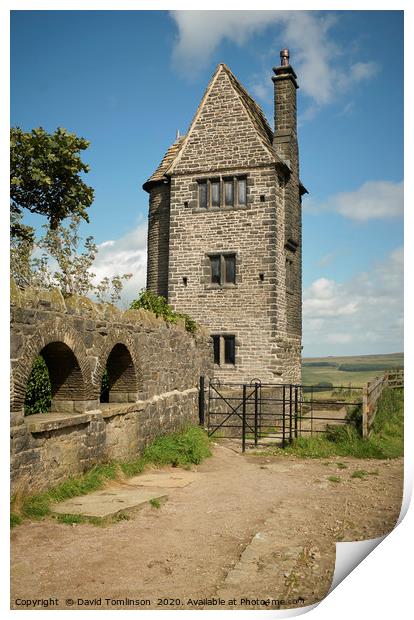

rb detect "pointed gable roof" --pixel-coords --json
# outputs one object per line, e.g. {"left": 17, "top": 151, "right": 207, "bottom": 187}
{"left": 220, "top": 63, "right": 274, "bottom": 148}
{"left": 143, "top": 136, "right": 185, "bottom": 191}
{"left": 143, "top": 63, "right": 289, "bottom": 192}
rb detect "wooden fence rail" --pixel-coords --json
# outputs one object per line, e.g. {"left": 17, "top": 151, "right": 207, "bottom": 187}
{"left": 362, "top": 369, "right": 404, "bottom": 438}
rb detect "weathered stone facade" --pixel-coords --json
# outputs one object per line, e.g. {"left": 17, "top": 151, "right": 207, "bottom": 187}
{"left": 145, "top": 52, "right": 305, "bottom": 384}
{"left": 10, "top": 281, "right": 212, "bottom": 492}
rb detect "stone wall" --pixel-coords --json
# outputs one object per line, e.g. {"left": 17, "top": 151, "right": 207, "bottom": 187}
{"left": 10, "top": 281, "right": 212, "bottom": 492}
{"left": 146, "top": 183, "right": 170, "bottom": 299}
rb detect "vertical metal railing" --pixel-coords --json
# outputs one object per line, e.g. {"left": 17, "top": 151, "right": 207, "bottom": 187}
{"left": 294, "top": 386, "right": 298, "bottom": 439}
{"left": 199, "top": 376, "right": 205, "bottom": 427}
{"left": 242, "top": 384, "right": 247, "bottom": 453}
{"left": 254, "top": 382, "right": 259, "bottom": 447}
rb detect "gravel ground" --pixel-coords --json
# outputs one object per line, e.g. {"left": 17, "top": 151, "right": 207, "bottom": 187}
{"left": 11, "top": 442, "right": 403, "bottom": 611}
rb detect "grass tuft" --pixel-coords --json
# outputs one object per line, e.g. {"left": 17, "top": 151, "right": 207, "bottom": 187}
{"left": 149, "top": 498, "right": 161, "bottom": 509}
{"left": 143, "top": 425, "right": 211, "bottom": 467}
{"left": 10, "top": 513, "right": 22, "bottom": 528}
{"left": 328, "top": 475, "right": 341, "bottom": 483}
{"left": 351, "top": 470, "right": 369, "bottom": 479}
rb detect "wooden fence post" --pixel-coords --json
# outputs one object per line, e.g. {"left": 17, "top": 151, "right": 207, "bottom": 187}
{"left": 362, "top": 384, "right": 369, "bottom": 439}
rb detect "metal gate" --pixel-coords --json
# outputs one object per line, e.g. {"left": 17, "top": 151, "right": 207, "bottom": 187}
{"left": 199, "top": 377, "right": 362, "bottom": 452}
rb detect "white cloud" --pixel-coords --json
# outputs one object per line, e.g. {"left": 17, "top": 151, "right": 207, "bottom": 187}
{"left": 317, "top": 252, "right": 336, "bottom": 268}
{"left": 304, "top": 180, "right": 404, "bottom": 221}
{"left": 303, "top": 247, "right": 403, "bottom": 356}
{"left": 170, "top": 11, "right": 380, "bottom": 108}
{"left": 92, "top": 220, "right": 147, "bottom": 308}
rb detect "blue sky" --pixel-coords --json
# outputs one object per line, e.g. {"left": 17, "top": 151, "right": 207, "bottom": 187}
{"left": 10, "top": 9, "right": 404, "bottom": 357}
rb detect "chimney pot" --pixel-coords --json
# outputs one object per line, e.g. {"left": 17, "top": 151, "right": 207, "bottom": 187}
{"left": 280, "top": 48, "right": 290, "bottom": 66}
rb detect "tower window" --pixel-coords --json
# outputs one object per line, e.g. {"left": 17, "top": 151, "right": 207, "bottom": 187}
{"left": 210, "top": 255, "right": 221, "bottom": 284}
{"left": 237, "top": 177, "right": 247, "bottom": 205}
{"left": 211, "top": 179, "right": 220, "bottom": 207}
{"left": 211, "top": 334, "right": 236, "bottom": 366}
{"left": 223, "top": 335, "right": 235, "bottom": 365}
{"left": 224, "top": 255, "right": 236, "bottom": 284}
{"left": 209, "top": 253, "right": 236, "bottom": 286}
{"left": 198, "top": 181, "right": 208, "bottom": 209}
{"left": 212, "top": 335, "right": 220, "bottom": 365}
{"left": 196, "top": 176, "right": 248, "bottom": 208}
{"left": 224, "top": 179, "right": 234, "bottom": 206}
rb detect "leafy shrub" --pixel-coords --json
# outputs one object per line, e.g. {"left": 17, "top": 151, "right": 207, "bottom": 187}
{"left": 345, "top": 403, "right": 363, "bottom": 433}
{"left": 24, "top": 355, "right": 51, "bottom": 415}
{"left": 130, "top": 289, "right": 197, "bottom": 333}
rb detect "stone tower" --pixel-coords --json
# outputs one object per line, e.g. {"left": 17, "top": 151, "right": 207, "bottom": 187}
{"left": 144, "top": 51, "right": 306, "bottom": 383}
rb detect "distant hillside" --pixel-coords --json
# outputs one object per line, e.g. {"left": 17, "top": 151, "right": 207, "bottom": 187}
{"left": 302, "top": 353, "right": 403, "bottom": 387}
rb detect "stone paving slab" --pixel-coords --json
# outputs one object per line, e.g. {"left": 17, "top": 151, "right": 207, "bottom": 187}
{"left": 128, "top": 470, "right": 199, "bottom": 488}
{"left": 51, "top": 469, "right": 199, "bottom": 518}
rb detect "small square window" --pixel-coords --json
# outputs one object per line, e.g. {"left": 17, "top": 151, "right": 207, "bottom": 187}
{"left": 223, "top": 335, "right": 236, "bottom": 365}
{"left": 237, "top": 178, "right": 247, "bottom": 205}
{"left": 211, "top": 179, "right": 220, "bottom": 207}
{"left": 210, "top": 256, "right": 221, "bottom": 284}
{"left": 224, "top": 254, "right": 236, "bottom": 284}
{"left": 198, "top": 181, "right": 208, "bottom": 209}
{"left": 209, "top": 253, "right": 236, "bottom": 286}
{"left": 224, "top": 179, "right": 234, "bottom": 206}
{"left": 212, "top": 335, "right": 220, "bottom": 365}
{"left": 211, "top": 334, "right": 236, "bottom": 366}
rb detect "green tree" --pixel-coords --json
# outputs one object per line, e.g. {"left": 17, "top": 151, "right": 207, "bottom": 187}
{"left": 31, "top": 215, "right": 132, "bottom": 303}
{"left": 10, "top": 127, "right": 131, "bottom": 304}
{"left": 10, "top": 126, "right": 94, "bottom": 238}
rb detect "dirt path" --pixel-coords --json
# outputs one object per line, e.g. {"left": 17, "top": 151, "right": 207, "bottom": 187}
{"left": 11, "top": 443, "right": 403, "bottom": 611}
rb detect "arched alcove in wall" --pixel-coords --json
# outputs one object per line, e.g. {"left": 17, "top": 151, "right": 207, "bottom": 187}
{"left": 100, "top": 343, "right": 138, "bottom": 403}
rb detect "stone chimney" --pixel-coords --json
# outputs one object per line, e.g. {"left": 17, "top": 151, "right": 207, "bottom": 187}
{"left": 272, "top": 48, "right": 299, "bottom": 174}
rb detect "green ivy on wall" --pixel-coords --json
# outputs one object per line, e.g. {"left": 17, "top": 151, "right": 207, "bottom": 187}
{"left": 130, "top": 289, "right": 197, "bottom": 333}
{"left": 24, "top": 355, "right": 52, "bottom": 415}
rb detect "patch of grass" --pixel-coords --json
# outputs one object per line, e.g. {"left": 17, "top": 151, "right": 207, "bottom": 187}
{"left": 143, "top": 425, "right": 211, "bottom": 467}
{"left": 149, "top": 498, "right": 161, "bottom": 509}
{"left": 337, "top": 462, "right": 348, "bottom": 469}
{"left": 56, "top": 513, "right": 86, "bottom": 525}
{"left": 260, "top": 388, "right": 403, "bottom": 460}
{"left": 10, "top": 513, "right": 22, "bottom": 528}
{"left": 11, "top": 425, "right": 211, "bottom": 525}
{"left": 351, "top": 469, "right": 369, "bottom": 479}
{"left": 119, "top": 458, "right": 146, "bottom": 478}
{"left": 327, "top": 475, "right": 341, "bottom": 484}
{"left": 351, "top": 469, "right": 379, "bottom": 479}
{"left": 54, "top": 514, "right": 106, "bottom": 526}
